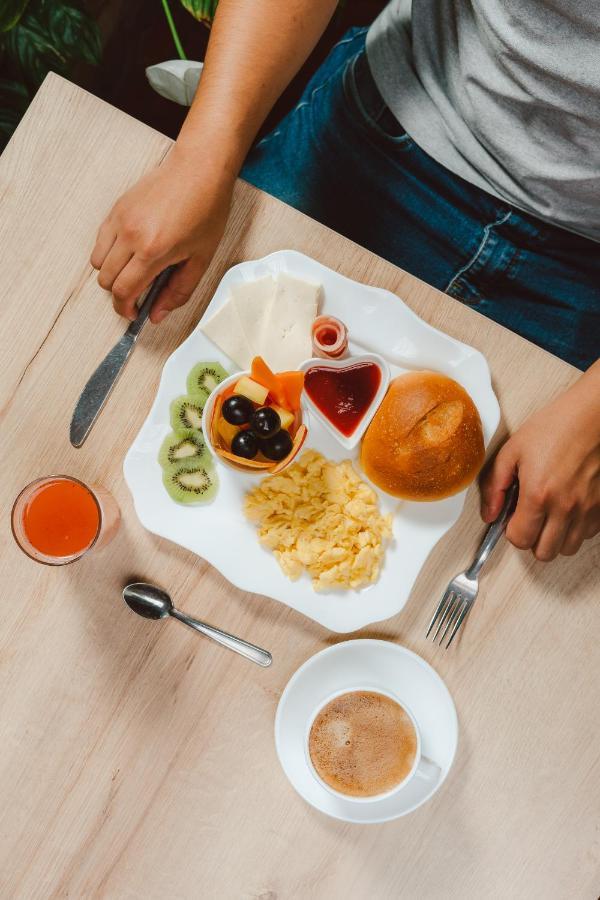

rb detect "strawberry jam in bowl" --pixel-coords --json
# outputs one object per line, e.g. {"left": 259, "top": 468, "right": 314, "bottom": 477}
{"left": 299, "top": 353, "right": 390, "bottom": 450}
{"left": 203, "top": 356, "right": 307, "bottom": 475}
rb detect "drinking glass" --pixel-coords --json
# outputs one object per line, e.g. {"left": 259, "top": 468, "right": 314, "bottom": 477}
{"left": 11, "top": 475, "right": 120, "bottom": 566}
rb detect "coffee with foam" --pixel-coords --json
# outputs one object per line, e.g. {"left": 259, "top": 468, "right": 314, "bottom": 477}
{"left": 308, "top": 690, "right": 417, "bottom": 798}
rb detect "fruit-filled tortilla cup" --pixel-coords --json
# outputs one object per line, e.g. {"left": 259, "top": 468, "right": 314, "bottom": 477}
{"left": 202, "top": 371, "right": 307, "bottom": 476}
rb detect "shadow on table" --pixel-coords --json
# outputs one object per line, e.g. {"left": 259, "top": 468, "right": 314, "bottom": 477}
{"left": 61, "top": 526, "right": 232, "bottom": 739}
{"left": 62, "top": 517, "right": 140, "bottom": 650}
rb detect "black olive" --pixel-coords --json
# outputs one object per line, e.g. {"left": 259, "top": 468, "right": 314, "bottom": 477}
{"left": 231, "top": 430, "right": 259, "bottom": 459}
{"left": 261, "top": 429, "right": 293, "bottom": 461}
{"left": 222, "top": 395, "right": 254, "bottom": 425}
{"left": 251, "top": 406, "right": 281, "bottom": 439}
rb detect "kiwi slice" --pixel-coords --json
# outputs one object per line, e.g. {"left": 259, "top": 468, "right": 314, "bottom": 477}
{"left": 170, "top": 395, "right": 205, "bottom": 432}
{"left": 162, "top": 460, "right": 218, "bottom": 505}
{"left": 158, "top": 429, "right": 209, "bottom": 471}
{"left": 186, "top": 362, "right": 229, "bottom": 399}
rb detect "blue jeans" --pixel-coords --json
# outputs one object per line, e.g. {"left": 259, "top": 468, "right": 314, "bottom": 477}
{"left": 242, "top": 28, "right": 599, "bottom": 371}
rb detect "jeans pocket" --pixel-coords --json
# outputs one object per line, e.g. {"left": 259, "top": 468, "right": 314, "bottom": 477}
{"left": 303, "top": 27, "right": 369, "bottom": 106}
{"left": 344, "top": 50, "right": 414, "bottom": 149}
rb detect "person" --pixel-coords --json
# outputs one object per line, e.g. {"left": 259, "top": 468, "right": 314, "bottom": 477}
{"left": 90, "top": 0, "right": 600, "bottom": 561}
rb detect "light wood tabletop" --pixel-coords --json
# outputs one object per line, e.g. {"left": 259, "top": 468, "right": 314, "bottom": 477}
{"left": 1, "top": 75, "right": 598, "bottom": 900}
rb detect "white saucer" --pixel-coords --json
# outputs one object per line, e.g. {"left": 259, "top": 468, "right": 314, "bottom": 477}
{"left": 275, "top": 640, "right": 458, "bottom": 824}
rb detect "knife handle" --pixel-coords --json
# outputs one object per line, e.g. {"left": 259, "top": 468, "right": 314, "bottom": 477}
{"left": 127, "top": 265, "right": 177, "bottom": 338}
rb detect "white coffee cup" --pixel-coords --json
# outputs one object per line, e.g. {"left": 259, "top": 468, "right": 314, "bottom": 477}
{"left": 305, "top": 685, "right": 440, "bottom": 803}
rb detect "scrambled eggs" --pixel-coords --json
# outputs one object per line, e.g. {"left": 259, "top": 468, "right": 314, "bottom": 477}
{"left": 244, "top": 450, "right": 392, "bottom": 591}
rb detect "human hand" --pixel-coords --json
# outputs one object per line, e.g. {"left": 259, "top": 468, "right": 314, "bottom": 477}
{"left": 480, "top": 366, "right": 600, "bottom": 560}
{"left": 90, "top": 147, "right": 233, "bottom": 323}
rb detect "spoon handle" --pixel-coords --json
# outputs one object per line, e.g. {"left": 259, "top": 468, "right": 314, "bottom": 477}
{"left": 170, "top": 608, "right": 272, "bottom": 667}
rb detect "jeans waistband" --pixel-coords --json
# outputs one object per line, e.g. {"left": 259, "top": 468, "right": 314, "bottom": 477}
{"left": 353, "top": 49, "right": 405, "bottom": 138}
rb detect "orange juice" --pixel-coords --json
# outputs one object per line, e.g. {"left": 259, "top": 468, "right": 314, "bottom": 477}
{"left": 22, "top": 478, "right": 99, "bottom": 557}
{"left": 12, "top": 476, "right": 119, "bottom": 565}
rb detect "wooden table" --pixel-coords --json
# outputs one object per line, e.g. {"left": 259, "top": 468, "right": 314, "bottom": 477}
{"left": 1, "top": 75, "right": 598, "bottom": 900}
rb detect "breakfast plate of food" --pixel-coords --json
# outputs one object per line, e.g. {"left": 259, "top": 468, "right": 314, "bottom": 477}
{"left": 123, "top": 250, "right": 500, "bottom": 632}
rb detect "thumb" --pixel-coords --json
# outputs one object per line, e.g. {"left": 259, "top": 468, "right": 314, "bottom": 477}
{"left": 150, "top": 254, "right": 207, "bottom": 323}
{"left": 480, "top": 437, "right": 519, "bottom": 522}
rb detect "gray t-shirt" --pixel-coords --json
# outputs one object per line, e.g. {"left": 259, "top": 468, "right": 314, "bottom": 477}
{"left": 367, "top": 0, "right": 600, "bottom": 241}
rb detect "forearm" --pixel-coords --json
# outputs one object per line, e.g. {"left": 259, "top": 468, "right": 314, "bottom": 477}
{"left": 172, "top": 0, "right": 338, "bottom": 180}
{"left": 91, "top": 2, "right": 337, "bottom": 317}
{"left": 576, "top": 357, "right": 600, "bottom": 400}
{"left": 563, "top": 358, "right": 600, "bottom": 437}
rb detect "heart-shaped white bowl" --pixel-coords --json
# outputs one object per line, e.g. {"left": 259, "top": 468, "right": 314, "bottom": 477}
{"left": 299, "top": 353, "right": 390, "bottom": 450}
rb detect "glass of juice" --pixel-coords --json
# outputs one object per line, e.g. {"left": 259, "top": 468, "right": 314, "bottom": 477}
{"left": 11, "top": 476, "right": 120, "bottom": 565}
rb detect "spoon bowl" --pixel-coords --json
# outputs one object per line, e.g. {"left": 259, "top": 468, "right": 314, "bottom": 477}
{"left": 123, "top": 582, "right": 172, "bottom": 619}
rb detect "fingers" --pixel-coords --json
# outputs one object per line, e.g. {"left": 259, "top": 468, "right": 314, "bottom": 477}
{"left": 505, "top": 487, "right": 546, "bottom": 551}
{"left": 480, "top": 440, "right": 518, "bottom": 523}
{"left": 90, "top": 221, "right": 116, "bottom": 270}
{"left": 111, "top": 256, "right": 164, "bottom": 321}
{"left": 91, "top": 214, "right": 168, "bottom": 322}
{"left": 584, "top": 511, "right": 600, "bottom": 539}
{"left": 510, "top": 486, "right": 599, "bottom": 561}
{"left": 96, "top": 240, "right": 134, "bottom": 294}
{"left": 533, "top": 513, "right": 572, "bottom": 562}
{"left": 149, "top": 254, "right": 206, "bottom": 324}
{"left": 560, "top": 521, "right": 586, "bottom": 556}
{"left": 93, "top": 239, "right": 200, "bottom": 323}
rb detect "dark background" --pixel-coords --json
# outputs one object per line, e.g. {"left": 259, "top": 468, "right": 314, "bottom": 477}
{"left": 86, "top": 1, "right": 388, "bottom": 140}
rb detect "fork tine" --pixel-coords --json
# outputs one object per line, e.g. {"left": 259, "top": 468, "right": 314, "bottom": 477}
{"left": 432, "top": 592, "right": 457, "bottom": 641}
{"left": 446, "top": 602, "right": 470, "bottom": 649}
{"left": 438, "top": 595, "right": 464, "bottom": 646}
{"left": 425, "top": 589, "right": 453, "bottom": 639}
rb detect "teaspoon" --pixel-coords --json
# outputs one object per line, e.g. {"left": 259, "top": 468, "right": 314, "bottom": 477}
{"left": 123, "top": 582, "right": 272, "bottom": 667}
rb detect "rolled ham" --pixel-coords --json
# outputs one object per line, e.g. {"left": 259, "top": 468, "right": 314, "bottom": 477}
{"left": 311, "top": 315, "right": 348, "bottom": 359}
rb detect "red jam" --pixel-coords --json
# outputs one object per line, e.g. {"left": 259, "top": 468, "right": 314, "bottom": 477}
{"left": 304, "top": 362, "right": 381, "bottom": 437}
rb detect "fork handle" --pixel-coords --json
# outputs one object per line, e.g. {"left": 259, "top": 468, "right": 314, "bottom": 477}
{"left": 465, "top": 481, "right": 519, "bottom": 580}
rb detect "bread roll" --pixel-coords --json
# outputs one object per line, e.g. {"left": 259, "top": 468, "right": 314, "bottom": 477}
{"left": 360, "top": 371, "right": 485, "bottom": 501}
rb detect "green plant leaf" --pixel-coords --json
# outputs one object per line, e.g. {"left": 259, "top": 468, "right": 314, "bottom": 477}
{"left": 4, "top": 10, "right": 66, "bottom": 88}
{"left": 0, "top": 76, "right": 30, "bottom": 148}
{"left": 44, "top": 1, "right": 101, "bottom": 65}
{"left": 0, "top": 0, "right": 30, "bottom": 33}
{"left": 180, "top": 0, "right": 219, "bottom": 26}
{"left": 3, "top": 1, "right": 101, "bottom": 91}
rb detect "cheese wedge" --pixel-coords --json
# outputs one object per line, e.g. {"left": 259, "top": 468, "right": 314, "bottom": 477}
{"left": 230, "top": 276, "right": 276, "bottom": 357}
{"left": 258, "top": 273, "right": 320, "bottom": 371}
{"left": 201, "top": 273, "right": 320, "bottom": 373}
{"left": 200, "top": 301, "right": 254, "bottom": 369}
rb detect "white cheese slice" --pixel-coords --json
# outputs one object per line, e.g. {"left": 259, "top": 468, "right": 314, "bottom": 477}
{"left": 258, "top": 273, "right": 320, "bottom": 371}
{"left": 230, "top": 276, "right": 276, "bottom": 358}
{"left": 200, "top": 299, "right": 254, "bottom": 370}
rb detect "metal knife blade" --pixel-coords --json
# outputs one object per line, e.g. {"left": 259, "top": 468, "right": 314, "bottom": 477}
{"left": 70, "top": 266, "right": 175, "bottom": 448}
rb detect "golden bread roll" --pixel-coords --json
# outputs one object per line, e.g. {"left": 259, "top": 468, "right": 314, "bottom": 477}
{"left": 360, "top": 371, "right": 485, "bottom": 501}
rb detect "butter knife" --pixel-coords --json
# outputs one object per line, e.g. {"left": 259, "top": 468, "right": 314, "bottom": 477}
{"left": 70, "top": 266, "right": 176, "bottom": 448}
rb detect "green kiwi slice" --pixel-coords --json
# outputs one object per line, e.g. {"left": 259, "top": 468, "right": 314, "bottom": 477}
{"left": 170, "top": 395, "right": 205, "bottom": 432}
{"left": 158, "top": 430, "right": 209, "bottom": 471}
{"left": 162, "top": 461, "right": 218, "bottom": 505}
{"left": 186, "top": 362, "right": 229, "bottom": 399}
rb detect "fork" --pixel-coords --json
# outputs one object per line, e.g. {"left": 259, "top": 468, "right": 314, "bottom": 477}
{"left": 426, "top": 481, "right": 519, "bottom": 648}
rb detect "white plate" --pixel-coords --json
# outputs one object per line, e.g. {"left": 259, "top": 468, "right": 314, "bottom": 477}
{"left": 124, "top": 250, "right": 500, "bottom": 633}
{"left": 275, "top": 640, "right": 458, "bottom": 823}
